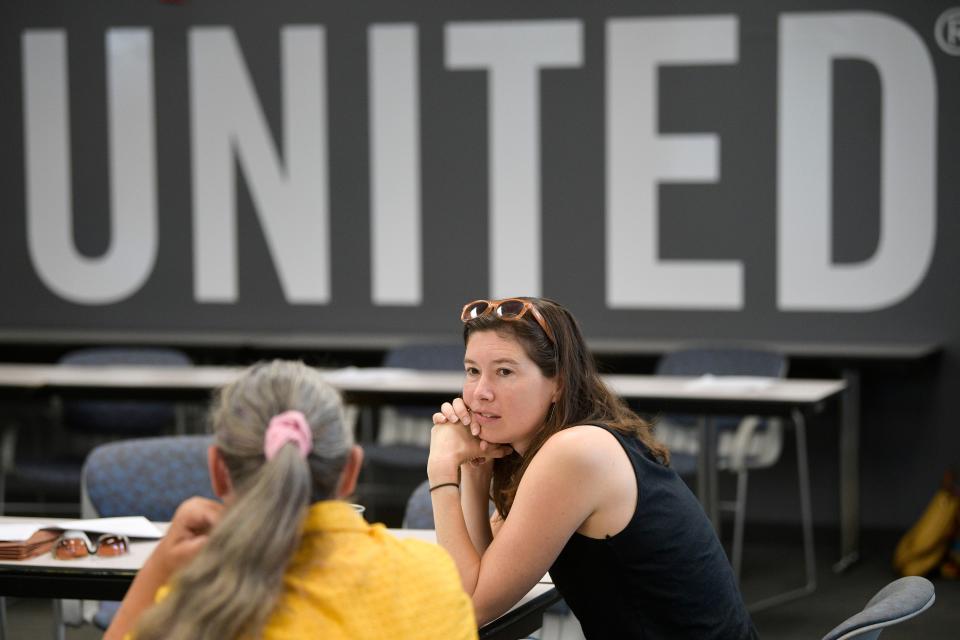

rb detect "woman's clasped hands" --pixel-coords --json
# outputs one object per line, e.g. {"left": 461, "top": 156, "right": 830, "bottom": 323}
{"left": 430, "top": 398, "right": 512, "bottom": 470}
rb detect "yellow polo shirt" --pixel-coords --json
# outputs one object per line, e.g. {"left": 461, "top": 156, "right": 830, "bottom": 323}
{"left": 260, "top": 500, "right": 477, "bottom": 639}
{"left": 146, "top": 501, "right": 476, "bottom": 639}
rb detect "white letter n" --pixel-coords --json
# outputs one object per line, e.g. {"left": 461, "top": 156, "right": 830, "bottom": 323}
{"left": 190, "top": 26, "right": 329, "bottom": 304}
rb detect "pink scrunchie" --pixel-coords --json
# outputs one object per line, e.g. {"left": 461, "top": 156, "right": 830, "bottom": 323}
{"left": 263, "top": 410, "right": 313, "bottom": 460}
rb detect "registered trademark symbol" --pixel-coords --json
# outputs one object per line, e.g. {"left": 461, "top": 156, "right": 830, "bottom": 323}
{"left": 935, "top": 7, "right": 960, "bottom": 55}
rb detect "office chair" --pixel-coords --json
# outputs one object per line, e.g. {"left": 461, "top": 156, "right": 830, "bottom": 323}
{"left": 402, "top": 479, "right": 434, "bottom": 529}
{"left": 654, "top": 347, "right": 814, "bottom": 610}
{"left": 82, "top": 434, "right": 215, "bottom": 520}
{"left": 358, "top": 343, "right": 464, "bottom": 524}
{"left": 821, "top": 576, "right": 935, "bottom": 639}
{"left": 0, "top": 347, "right": 192, "bottom": 515}
{"left": 80, "top": 435, "right": 216, "bottom": 629}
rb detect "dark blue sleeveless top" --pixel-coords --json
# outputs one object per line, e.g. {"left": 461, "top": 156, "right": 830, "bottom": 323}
{"left": 548, "top": 425, "right": 757, "bottom": 639}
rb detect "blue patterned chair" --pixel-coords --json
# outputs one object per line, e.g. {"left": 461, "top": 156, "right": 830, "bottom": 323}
{"left": 80, "top": 435, "right": 217, "bottom": 629}
{"left": 82, "top": 435, "right": 216, "bottom": 520}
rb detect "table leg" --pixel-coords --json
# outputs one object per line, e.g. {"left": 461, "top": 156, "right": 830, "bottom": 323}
{"left": 52, "top": 599, "right": 64, "bottom": 640}
{"left": 747, "top": 409, "right": 818, "bottom": 611}
{"left": 697, "top": 416, "right": 719, "bottom": 529}
{"left": 707, "top": 417, "right": 719, "bottom": 526}
{"left": 697, "top": 416, "right": 708, "bottom": 504}
{"left": 834, "top": 368, "right": 860, "bottom": 573}
{"left": 358, "top": 406, "right": 377, "bottom": 443}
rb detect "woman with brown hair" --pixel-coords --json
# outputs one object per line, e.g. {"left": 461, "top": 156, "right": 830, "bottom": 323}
{"left": 106, "top": 359, "right": 477, "bottom": 640}
{"left": 428, "top": 297, "right": 757, "bottom": 639}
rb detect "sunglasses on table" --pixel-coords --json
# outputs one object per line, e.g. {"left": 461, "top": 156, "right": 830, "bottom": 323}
{"left": 460, "top": 298, "right": 555, "bottom": 345}
{"left": 52, "top": 530, "right": 130, "bottom": 560}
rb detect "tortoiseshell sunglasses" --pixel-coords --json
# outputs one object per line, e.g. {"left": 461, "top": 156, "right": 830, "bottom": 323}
{"left": 460, "top": 298, "right": 555, "bottom": 345}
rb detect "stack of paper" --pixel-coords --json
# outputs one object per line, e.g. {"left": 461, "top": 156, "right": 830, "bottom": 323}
{"left": 684, "top": 375, "right": 776, "bottom": 392}
{"left": 0, "top": 516, "right": 163, "bottom": 563}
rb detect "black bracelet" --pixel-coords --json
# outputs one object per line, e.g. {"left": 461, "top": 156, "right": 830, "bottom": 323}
{"left": 429, "top": 482, "right": 460, "bottom": 493}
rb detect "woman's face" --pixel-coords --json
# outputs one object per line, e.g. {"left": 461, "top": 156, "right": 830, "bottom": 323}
{"left": 462, "top": 330, "right": 559, "bottom": 455}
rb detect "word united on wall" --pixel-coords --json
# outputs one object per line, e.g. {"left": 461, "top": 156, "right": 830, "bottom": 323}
{"left": 20, "top": 13, "right": 937, "bottom": 311}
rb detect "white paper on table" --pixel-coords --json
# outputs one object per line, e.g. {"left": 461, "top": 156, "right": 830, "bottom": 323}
{"left": 683, "top": 375, "right": 776, "bottom": 392}
{"left": 0, "top": 517, "right": 163, "bottom": 542}
{"left": 0, "top": 524, "right": 45, "bottom": 542}
{"left": 326, "top": 367, "right": 420, "bottom": 383}
{"left": 57, "top": 516, "right": 163, "bottom": 538}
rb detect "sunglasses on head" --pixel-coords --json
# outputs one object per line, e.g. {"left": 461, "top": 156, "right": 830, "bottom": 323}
{"left": 52, "top": 530, "right": 130, "bottom": 560}
{"left": 460, "top": 298, "right": 556, "bottom": 344}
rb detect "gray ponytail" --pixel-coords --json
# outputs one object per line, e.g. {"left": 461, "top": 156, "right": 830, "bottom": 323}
{"left": 135, "top": 360, "right": 351, "bottom": 640}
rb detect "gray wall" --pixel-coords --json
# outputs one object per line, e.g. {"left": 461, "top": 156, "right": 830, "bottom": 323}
{"left": 1, "top": 0, "right": 958, "bottom": 529}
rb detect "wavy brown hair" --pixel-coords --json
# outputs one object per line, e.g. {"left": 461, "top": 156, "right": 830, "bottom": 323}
{"left": 463, "top": 297, "right": 669, "bottom": 518}
{"left": 134, "top": 360, "right": 351, "bottom": 640}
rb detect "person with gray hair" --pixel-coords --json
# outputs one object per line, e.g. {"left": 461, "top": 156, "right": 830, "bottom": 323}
{"left": 106, "top": 359, "right": 477, "bottom": 640}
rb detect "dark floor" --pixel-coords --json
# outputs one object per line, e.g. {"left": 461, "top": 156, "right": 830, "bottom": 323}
{"left": 741, "top": 527, "right": 958, "bottom": 639}
{"left": 2, "top": 526, "right": 957, "bottom": 639}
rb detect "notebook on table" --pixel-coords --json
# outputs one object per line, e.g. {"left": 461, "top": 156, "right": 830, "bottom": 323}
{"left": 0, "top": 516, "right": 163, "bottom": 561}
{"left": 0, "top": 529, "right": 60, "bottom": 560}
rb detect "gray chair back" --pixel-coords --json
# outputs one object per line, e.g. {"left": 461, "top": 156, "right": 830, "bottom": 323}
{"left": 655, "top": 347, "right": 786, "bottom": 432}
{"left": 655, "top": 347, "right": 786, "bottom": 379}
{"left": 383, "top": 343, "right": 465, "bottom": 371}
{"left": 402, "top": 479, "right": 434, "bottom": 529}
{"left": 821, "top": 576, "right": 935, "bottom": 640}
{"left": 384, "top": 343, "right": 464, "bottom": 419}
{"left": 402, "top": 479, "right": 495, "bottom": 529}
